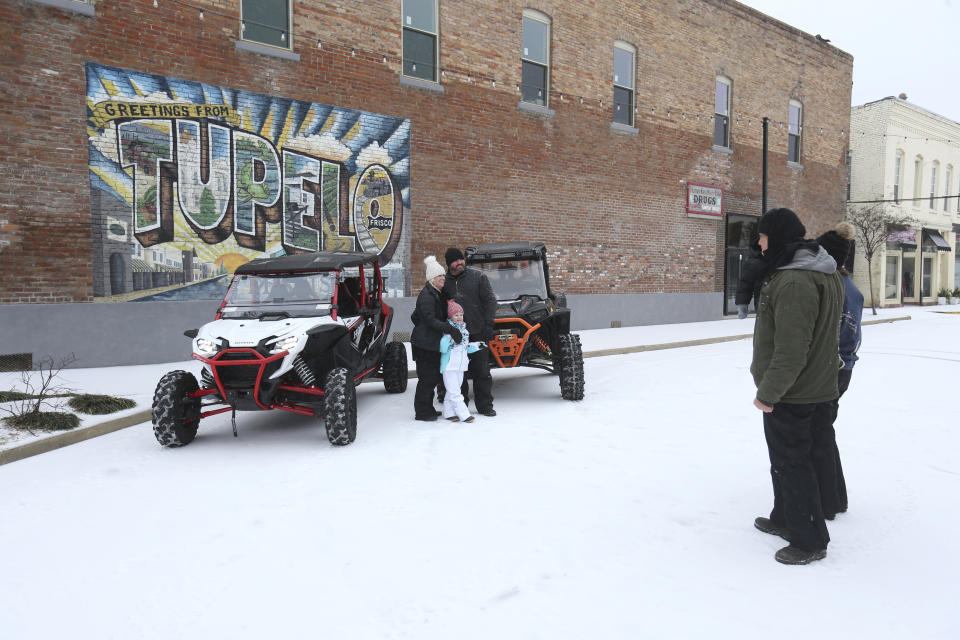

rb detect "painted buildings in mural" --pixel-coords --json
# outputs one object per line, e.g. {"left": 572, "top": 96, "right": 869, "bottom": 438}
{"left": 85, "top": 63, "right": 412, "bottom": 302}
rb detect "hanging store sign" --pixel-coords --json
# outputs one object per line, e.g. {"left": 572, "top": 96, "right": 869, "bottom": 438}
{"left": 686, "top": 183, "right": 723, "bottom": 217}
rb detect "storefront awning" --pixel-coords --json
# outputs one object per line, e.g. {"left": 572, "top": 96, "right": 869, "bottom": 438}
{"left": 130, "top": 258, "right": 151, "bottom": 273}
{"left": 886, "top": 229, "right": 917, "bottom": 247}
{"left": 922, "top": 229, "right": 951, "bottom": 252}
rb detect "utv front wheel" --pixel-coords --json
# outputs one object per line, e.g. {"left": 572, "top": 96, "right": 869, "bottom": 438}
{"left": 557, "top": 333, "right": 584, "bottom": 401}
{"left": 323, "top": 367, "right": 357, "bottom": 445}
{"left": 382, "top": 341, "right": 408, "bottom": 393}
{"left": 152, "top": 370, "right": 201, "bottom": 446}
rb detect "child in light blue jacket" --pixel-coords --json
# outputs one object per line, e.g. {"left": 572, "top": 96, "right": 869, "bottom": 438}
{"left": 439, "top": 300, "right": 485, "bottom": 422}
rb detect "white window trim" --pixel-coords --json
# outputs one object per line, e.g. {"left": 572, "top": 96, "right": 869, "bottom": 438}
{"left": 613, "top": 41, "right": 636, "bottom": 127}
{"left": 913, "top": 156, "right": 923, "bottom": 204}
{"left": 240, "top": 0, "right": 293, "bottom": 51}
{"left": 521, "top": 9, "right": 551, "bottom": 107}
{"left": 944, "top": 165, "right": 953, "bottom": 212}
{"left": 714, "top": 76, "right": 732, "bottom": 149}
{"left": 893, "top": 150, "right": 904, "bottom": 203}
{"left": 930, "top": 160, "right": 939, "bottom": 210}
{"left": 401, "top": 0, "right": 440, "bottom": 83}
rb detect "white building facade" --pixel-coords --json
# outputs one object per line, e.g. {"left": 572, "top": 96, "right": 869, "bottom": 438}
{"left": 848, "top": 97, "right": 960, "bottom": 306}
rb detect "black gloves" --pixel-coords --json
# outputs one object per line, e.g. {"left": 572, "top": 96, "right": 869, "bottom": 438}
{"left": 442, "top": 324, "right": 463, "bottom": 344}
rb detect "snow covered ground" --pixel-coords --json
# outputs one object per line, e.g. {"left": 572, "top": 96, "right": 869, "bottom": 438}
{"left": 1, "top": 307, "right": 957, "bottom": 639}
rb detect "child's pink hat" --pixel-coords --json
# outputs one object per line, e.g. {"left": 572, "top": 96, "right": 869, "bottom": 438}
{"left": 447, "top": 299, "right": 464, "bottom": 316}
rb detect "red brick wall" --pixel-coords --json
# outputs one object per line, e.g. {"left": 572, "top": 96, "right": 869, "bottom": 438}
{"left": 0, "top": 0, "right": 852, "bottom": 302}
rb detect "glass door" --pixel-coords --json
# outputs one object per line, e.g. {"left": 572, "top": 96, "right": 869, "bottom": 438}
{"left": 724, "top": 214, "right": 759, "bottom": 315}
{"left": 884, "top": 254, "right": 900, "bottom": 303}
{"left": 901, "top": 253, "right": 917, "bottom": 302}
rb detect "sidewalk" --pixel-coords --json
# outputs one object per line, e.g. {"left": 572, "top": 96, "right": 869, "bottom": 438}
{"left": 0, "top": 309, "right": 913, "bottom": 465}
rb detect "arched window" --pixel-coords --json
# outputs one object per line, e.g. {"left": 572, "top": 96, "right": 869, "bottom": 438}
{"left": 913, "top": 156, "right": 924, "bottom": 203}
{"left": 930, "top": 160, "right": 940, "bottom": 209}
{"left": 613, "top": 41, "right": 636, "bottom": 126}
{"left": 893, "top": 150, "right": 904, "bottom": 203}
{"left": 944, "top": 165, "right": 953, "bottom": 211}
{"left": 788, "top": 100, "right": 802, "bottom": 163}
{"left": 714, "top": 76, "right": 732, "bottom": 148}
{"left": 402, "top": 0, "right": 439, "bottom": 82}
{"left": 521, "top": 9, "right": 551, "bottom": 107}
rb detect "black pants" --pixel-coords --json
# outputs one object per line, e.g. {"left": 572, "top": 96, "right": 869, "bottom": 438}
{"left": 811, "top": 369, "right": 853, "bottom": 516}
{"left": 412, "top": 347, "right": 442, "bottom": 419}
{"left": 763, "top": 402, "right": 831, "bottom": 552}
{"left": 460, "top": 347, "right": 494, "bottom": 412}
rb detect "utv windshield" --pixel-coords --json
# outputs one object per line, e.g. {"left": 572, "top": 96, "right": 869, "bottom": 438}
{"left": 475, "top": 260, "right": 549, "bottom": 301}
{"left": 220, "top": 272, "right": 336, "bottom": 318}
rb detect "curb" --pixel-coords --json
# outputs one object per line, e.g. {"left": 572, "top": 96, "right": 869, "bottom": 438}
{"left": 0, "top": 315, "right": 910, "bottom": 466}
{"left": 1, "top": 409, "right": 152, "bottom": 467}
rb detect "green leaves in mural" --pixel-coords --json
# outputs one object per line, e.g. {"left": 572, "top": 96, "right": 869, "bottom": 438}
{"left": 194, "top": 187, "right": 219, "bottom": 227}
{"left": 137, "top": 185, "right": 158, "bottom": 228}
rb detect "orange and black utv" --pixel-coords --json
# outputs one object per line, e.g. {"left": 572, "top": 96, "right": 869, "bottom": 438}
{"left": 465, "top": 242, "right": 584, "bottom": 401}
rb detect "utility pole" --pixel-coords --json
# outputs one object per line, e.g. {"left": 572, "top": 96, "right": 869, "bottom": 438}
{"left": 761, "top": 117, "right": 769, "bottom": 215}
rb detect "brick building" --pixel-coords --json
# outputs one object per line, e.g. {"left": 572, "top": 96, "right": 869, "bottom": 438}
{"left": 0, "top": 0, "right": 853, "bottom": 366}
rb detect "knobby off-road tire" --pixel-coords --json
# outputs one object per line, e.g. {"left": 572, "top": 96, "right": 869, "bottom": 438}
{"left": 323, "top": 367, "right": 357, "bottom": 446}
{"left": 557, "top": 333, "right": 585, "bottom": 401}
{"left": 382, "top": 341, "right": 408, "bottom": 393}
{"left": 152, "top": 370, "right": 201, "bottom": 447}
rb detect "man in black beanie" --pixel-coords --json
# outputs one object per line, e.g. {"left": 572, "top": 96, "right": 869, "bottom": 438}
{"left": 443, "top": 247, "right": 498, "bottom": 416}
{"left": 750, "top": 208, "right": 844, "bottom": 565}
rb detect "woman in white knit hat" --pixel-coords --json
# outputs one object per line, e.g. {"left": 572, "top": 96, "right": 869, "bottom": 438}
{"left": 410, "top": 256, "right": 463, "bottom": 421}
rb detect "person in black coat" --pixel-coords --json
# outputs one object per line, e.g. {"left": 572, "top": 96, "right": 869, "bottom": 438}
{"left": 734, "top": 243, "right": 767, "bottom": 318}
{"left": 411, "top": 255, "right": 462, "bottom": 421}
{"left": 442, "top": 247, "right": 498, "bottom": 416}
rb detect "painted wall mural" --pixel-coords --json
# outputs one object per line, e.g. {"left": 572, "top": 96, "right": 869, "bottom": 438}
{"left": 85, "top": 63, "right": 411, "bottom": 301}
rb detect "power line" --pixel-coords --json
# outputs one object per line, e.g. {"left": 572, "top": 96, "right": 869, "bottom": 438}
{"left": 848, "top": 195, "right": 960, "bottom": 204}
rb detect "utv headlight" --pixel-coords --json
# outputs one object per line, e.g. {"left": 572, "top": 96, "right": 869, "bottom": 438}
{"left": 271, "top": 335, "right": 299, "bottom": 354}
{"left": 529, "top": 308, "right": 549, "bottom": 323}
{"left": 195, "top": 338, "right": 218, "bottom": 355}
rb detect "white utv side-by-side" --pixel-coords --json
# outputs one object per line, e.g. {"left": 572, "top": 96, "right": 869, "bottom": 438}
{"left": 151, "top": 251, "right": 408, "bottom": 448}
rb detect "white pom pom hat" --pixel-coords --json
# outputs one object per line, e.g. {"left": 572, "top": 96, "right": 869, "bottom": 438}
{"left": 424, "top": 255, "right": 446, "bottom": 282}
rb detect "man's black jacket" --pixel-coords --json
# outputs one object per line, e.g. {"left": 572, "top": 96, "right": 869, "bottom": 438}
{"left": 443, "top": 268, "right": 497, "bottom": 341}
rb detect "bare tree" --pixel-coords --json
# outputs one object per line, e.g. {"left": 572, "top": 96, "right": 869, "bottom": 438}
{"left": 846, "top": 204, "right": 914, "bottom": 315}
{"left": 1, "top": 354, "right": 77, "bottom": 433}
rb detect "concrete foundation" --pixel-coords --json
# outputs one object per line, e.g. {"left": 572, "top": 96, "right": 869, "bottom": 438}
{"left": 0, "top": 292, "right": 722, "bottom": 369}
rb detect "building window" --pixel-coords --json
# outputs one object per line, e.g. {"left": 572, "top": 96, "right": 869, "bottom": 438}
{"left": 241, "top": 0, "right": 291, "bottom": 49}
{"left": 930, "top": 161, "right": 939, "bottom": 209}
{"left": 402, "top": 0, "right": 438, "bottom": 82}
{"left": 945, "top": 165, "right": 953, "bottom": 211}
{"left": 913, "top": 156, "right": 923, "bottom": 203}
{"left": 714, "top": 76, "right": 731, "bottom": 148}
{"left": 521, "top": 10, "right": 550, "bottom": 106}
{"left": 613, "top": 42, "right": 635, "bottom": 126}
{"left": 788, "top": 100, "right": 802, "bottom": 163}
{"left": 845, "top": 149, "right": 852, "bottom": 200}
{"left": 893, "top": 151, "right": 903, "bottom": 203}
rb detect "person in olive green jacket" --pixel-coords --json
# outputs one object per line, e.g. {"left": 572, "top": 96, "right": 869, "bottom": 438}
{"left": 749, "top": 207, "right": 844, "bottom": 566}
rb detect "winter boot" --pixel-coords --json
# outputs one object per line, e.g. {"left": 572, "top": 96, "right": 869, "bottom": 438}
{"left": 446, "top": 416, "right": 460, "bottom": 422}
{"left": 463, "top": 416, "right": 475, "bottom": 423}
{"left": 754, "top": 517, "right": 790, "bottom": 542}
{"left": 775, "top": 545, "right": 827, "bottom": 565}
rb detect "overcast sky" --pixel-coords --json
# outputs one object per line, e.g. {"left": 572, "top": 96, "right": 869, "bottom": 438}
{"left": 737, "top": 0, "right": 960, "bottom": 123}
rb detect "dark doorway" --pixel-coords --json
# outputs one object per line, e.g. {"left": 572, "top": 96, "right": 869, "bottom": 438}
{"left": 724, "top": 214, "right": 759, "bottom": 315}
{"left": 109, "top": 253, "right": 126, "bottom": 296}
